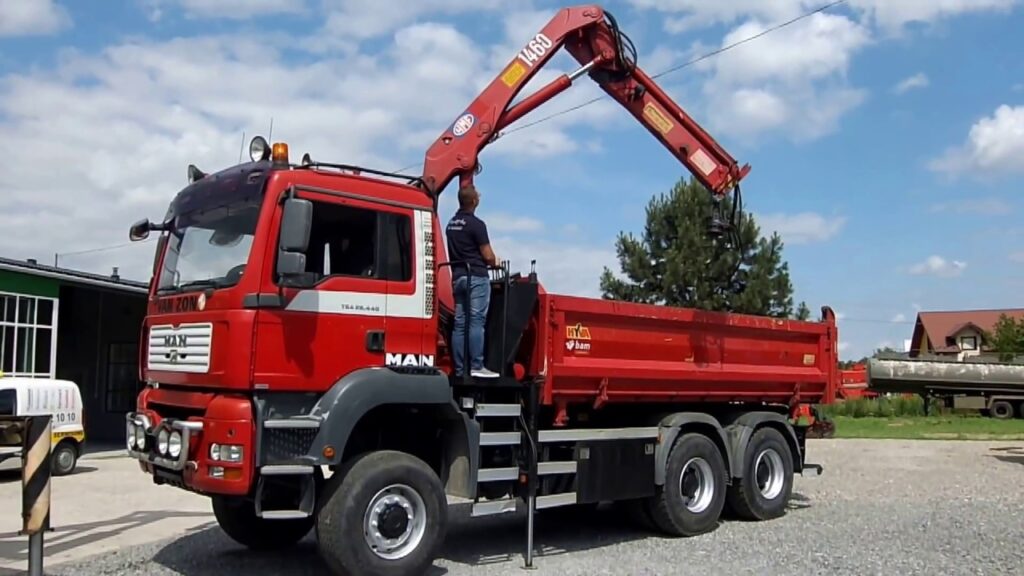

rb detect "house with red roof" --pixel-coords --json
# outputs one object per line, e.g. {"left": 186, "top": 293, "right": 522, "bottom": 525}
{"left": 909, "top": 308, "right": 1024, "bottom": 360}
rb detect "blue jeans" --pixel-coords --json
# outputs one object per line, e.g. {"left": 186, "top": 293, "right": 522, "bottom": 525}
{"left": 452, "top": 275, "right": 490, "bottom": 375}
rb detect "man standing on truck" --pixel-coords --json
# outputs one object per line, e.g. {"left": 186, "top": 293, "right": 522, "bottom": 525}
{"left": 446, "top": 184, "right": 500, "bottom": 378}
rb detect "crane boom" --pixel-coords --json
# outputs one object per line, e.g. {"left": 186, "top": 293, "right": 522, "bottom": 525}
{"left": 420, "top": 4, "right": 751, "bottom": 198}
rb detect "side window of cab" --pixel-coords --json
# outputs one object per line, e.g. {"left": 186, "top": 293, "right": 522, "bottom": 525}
{"left": 300, "top": 199, "right": 412, "bottom": 284}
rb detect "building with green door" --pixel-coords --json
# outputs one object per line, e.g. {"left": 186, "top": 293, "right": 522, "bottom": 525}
{"left": 0, "top": 256, "right": 149, "bottom": 443}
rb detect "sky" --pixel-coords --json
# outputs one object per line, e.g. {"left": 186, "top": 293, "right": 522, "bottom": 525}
{"left": 1, "top": 0, "right": 1023, "bottom": 360}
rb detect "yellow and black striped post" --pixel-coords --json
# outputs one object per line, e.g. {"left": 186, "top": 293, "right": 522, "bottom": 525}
{"left": 21, "top": 415, "right": 52, "bottom": 576}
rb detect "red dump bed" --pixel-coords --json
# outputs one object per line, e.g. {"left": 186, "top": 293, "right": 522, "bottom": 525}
{"left": 530, "top": 294, "right": 839, "bottom": 408}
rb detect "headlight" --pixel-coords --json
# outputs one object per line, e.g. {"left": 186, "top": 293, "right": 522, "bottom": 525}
{"left": 249, "top": 136, "right": 270, "bottom": 162}
{"left": 135, "top": 426, "right": 147, "bottom": 450}
{"left": 126, "top": 422, "right": 136, "bottom": 450}
{"left": 209, "top": 443, "right": 244, "bottom": 463}
{"left": 157, "top": 428, "right": 170, "bottom": 456}
{"left": 168, "top": 431, "right": 182, "bottom": 458}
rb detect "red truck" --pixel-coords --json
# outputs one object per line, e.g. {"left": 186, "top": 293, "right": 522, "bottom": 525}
{"left": 124, "top": 5, "right": 835, "bottom": 575}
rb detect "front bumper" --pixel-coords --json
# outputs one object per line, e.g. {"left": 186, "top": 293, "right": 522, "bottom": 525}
{"left": 125, "top": 407, "right": 253, "bottom": 496}
{"left": 125, "top": 412, "right": 202, "bottom": 471}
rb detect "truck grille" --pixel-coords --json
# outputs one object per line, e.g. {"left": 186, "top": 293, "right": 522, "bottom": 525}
{"left": 147, "top": 323, "right": 213, "bottom": 373}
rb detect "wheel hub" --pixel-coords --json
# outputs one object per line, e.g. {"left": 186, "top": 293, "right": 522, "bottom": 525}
{"left": 378, "top": 503, "right": 410, "bottom": 539}
{"left": 754, "top": 448, "right": 785, "bottom": 500}
{"left": 679, "top": 457, "right": 714, "bottom": 514}
{"left": 362, "top": 484, "right": 427, "bottom": 560}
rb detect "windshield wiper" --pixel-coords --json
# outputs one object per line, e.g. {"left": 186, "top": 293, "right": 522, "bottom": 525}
{"left": 176, "top": 278, "right": 232, "bottom": 292}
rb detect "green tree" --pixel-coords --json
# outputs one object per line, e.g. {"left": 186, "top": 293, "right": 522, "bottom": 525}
{"left": 599, "top": 176, "right": 804, "bottom": 318}
{"left": 986, "top": 314, "right": 1024, "bottom": 361}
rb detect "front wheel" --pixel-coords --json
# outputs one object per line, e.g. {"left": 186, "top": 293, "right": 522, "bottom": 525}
{"left": 991, "top": 400, "right": 1014, "bottom": 420}
{"left": 316, "top": 451, "right": 447, "bottom": 576}
{"left": 212, "top": 496, "right": 314, "bottom": 550}
{"left": 51, "top": 441, "right": 78, "bottom": 476}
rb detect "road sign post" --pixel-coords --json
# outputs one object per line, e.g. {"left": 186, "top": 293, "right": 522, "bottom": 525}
{"left": 0, "top": 415, "right": 52, "bottom": 576}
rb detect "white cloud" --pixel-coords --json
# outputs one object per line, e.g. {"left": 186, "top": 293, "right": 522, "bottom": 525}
{"left": 0, "top": 0, "right": 71, "bottom": 36}
{"left": 0, "top": 11, "right": 612, "bottom": 283}
{"left": 627, "top": 0, "right": 1016, "bottom": 142}
{"left": 493, "top": 236, "right": 616, "bottom": 298}
{"left": 930, "top": 104, "right": 1024, "bottom": 176}
{"left": 694, "top": 13, "right": 871, "bottom": 141}
{"left": 849, "top": 0, "right": 1019, "bottom": 33}
{"left": 908, "top": 255, "right": 967, "bottom": 277}
{"left": 627, "top": 0, "right": 1019, "bottom": 34}
{"left": 755, "top": 212, "right": 846, "bottom": 245}
{"left": 892, "top": 313, "right": 907, "bottom": 322}
{"left": 894, "top": 72, "right": 929, "bottom": 94}
{"left": 146, "top": 0, "right": 307, "bottom": 20}
{"left": 929, "top": 198, "right": 1012, "bottom": 215}
{"left": 486, "top": 213, "right": 543, "bottom": 233}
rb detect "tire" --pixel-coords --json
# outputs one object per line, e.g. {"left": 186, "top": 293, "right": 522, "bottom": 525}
{"left": 316, "top": 451, "right": 447, "bottom": 576}
{"left": 51, "top": 441, "right": 78, "bottom": 476}
{"left": 990, "top": 401, "right": 1014, "bottom": 420}
{"left": 726, "top": 427, "right": 794, "bottom": 521}
{"left": 645, "top": 432, "right": 727, "bottom": 537}
{"left": 212, "top": 496, "right": 314, "bottom": 550}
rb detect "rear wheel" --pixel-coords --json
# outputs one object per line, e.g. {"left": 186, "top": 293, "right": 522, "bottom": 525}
{"left": 212, "top": 496, "right": 314, "bottom": 550}
{"left": 645, "top": 432, "right": 727, "bottom": 536}
{"left": 991, "top": 400, "right": 1014, "bottom": 420}
{"left": 726, "top": 427, "right": 794, "bottom": 521}
{"left": 316, "top": 451, "right": 447, "bottom": 576}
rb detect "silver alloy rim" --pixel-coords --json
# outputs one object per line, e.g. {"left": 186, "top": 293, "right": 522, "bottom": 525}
{"left": 56, "top": 448, "right": 74, "bottom": 471}
{"left": 363, "top": 484, "right": 427, "bottom": 560}
{"left": 754, "top": 448, "right": 785, "bottom": 500}
{"left": 679, "top": 457, "right": 715, "bottom": 513}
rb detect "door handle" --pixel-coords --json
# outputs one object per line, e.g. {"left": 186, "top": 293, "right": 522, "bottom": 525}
{"left": 365, "top": 330, "right": 385, "bottom": 352}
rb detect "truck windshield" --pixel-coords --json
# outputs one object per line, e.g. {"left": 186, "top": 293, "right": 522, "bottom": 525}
{"left": 156, "top": 198, "right": 262, "bottom": 294}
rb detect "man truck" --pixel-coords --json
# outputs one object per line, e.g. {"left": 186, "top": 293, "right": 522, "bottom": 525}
{"left": 124, "top": 5, "right": 835, "bottom": 575}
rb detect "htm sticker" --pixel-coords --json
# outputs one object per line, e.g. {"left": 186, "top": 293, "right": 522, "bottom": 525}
{"left": 452, "top": 113, "right": 475, "bottom": 137}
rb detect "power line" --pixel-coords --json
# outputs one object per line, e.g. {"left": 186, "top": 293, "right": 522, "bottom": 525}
{"left": 55, "top": 237, "right": 157, "bottom": 260}
{"left": 389, "top": 0, "right": 849, "bottom": 174}
{"left": 501, "top": 0, "right": 849, "bottom": 137}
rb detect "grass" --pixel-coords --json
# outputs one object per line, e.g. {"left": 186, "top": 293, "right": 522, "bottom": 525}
{"left": 828, "top": 415, "right": 1024, "bottom": 440}
{"left": 811, "top": 396, "right": 1024, "bottom": 440}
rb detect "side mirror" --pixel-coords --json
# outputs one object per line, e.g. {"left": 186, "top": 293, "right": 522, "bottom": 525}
{"left": 129, "top": 218, "right": 152, "bottom": 241}
{"left": 280, "top": 198, "right": 312, "bottom": 252}
{"left": 276, "top": 198, "right": 313, "bottom": 284}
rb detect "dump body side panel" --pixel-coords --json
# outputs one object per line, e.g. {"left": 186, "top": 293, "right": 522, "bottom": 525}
{"left": 538, "top": 294, "right": 835, "bottom": 407}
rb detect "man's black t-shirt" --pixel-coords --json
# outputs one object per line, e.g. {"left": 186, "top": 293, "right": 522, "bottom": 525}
{"left": 445, "top": 209, "right": 490, "bottom": 279}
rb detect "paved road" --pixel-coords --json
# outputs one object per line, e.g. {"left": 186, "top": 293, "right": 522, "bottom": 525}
{"left": 4, "top": 439, "right": 1024, "bottom": 575}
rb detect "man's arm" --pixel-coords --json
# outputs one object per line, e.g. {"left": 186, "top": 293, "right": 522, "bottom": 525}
{"left": 475, "top": 219, "right": 499, "bottom": 267}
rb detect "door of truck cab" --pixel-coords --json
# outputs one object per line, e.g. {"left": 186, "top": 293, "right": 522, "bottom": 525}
{"left": 253, "top": 183, "right": 431, "bottom": 390}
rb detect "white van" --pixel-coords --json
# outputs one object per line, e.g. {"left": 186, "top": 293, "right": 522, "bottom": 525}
{"left": 0, "top": 376, "right": 86, "bottom": 476}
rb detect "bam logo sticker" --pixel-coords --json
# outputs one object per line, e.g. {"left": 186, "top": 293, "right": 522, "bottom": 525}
{"left": 386, "top": 353, "right": 435, "bottom": 367}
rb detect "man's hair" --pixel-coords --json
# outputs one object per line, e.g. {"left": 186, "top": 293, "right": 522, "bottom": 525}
{"left": 458, "top": 184, "right": 478, "bottom": 209}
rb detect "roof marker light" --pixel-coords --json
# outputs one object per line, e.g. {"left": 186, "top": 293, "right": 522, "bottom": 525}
{"left": 271, "top": 142, "right": 289, "bottom": 166}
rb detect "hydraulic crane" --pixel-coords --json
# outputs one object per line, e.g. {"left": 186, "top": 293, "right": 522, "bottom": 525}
{"left": 420, "top": 5, "right": 751, "bottom": 202}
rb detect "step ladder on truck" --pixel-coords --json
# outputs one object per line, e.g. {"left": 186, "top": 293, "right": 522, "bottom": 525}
{"left": 123, "top": 5, "right": 832, "bottom": 575}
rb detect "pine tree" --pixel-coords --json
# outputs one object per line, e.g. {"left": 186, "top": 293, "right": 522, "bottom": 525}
{"left": 600, "top": 176, "right": 806, "bottom": 318}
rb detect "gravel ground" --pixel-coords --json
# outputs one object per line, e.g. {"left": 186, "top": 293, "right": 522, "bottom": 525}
{"left": 22, "top": 439, "right": 1024, "bottom": 576}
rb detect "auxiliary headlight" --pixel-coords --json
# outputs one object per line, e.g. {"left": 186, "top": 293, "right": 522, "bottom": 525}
{"left": 134, "top": 426, "right": 147, "bottom": 450}
{"left": 209, "top": 443, "right": 244, "bottom": 463}
{"left": 168, "top": 431, "right": 183, "bottom": 459}
{"left": 157, "top": 428, "right": 170, "bottom": 456}
{"left": 126, "top": 422, "right": 137, "bottom": 450}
